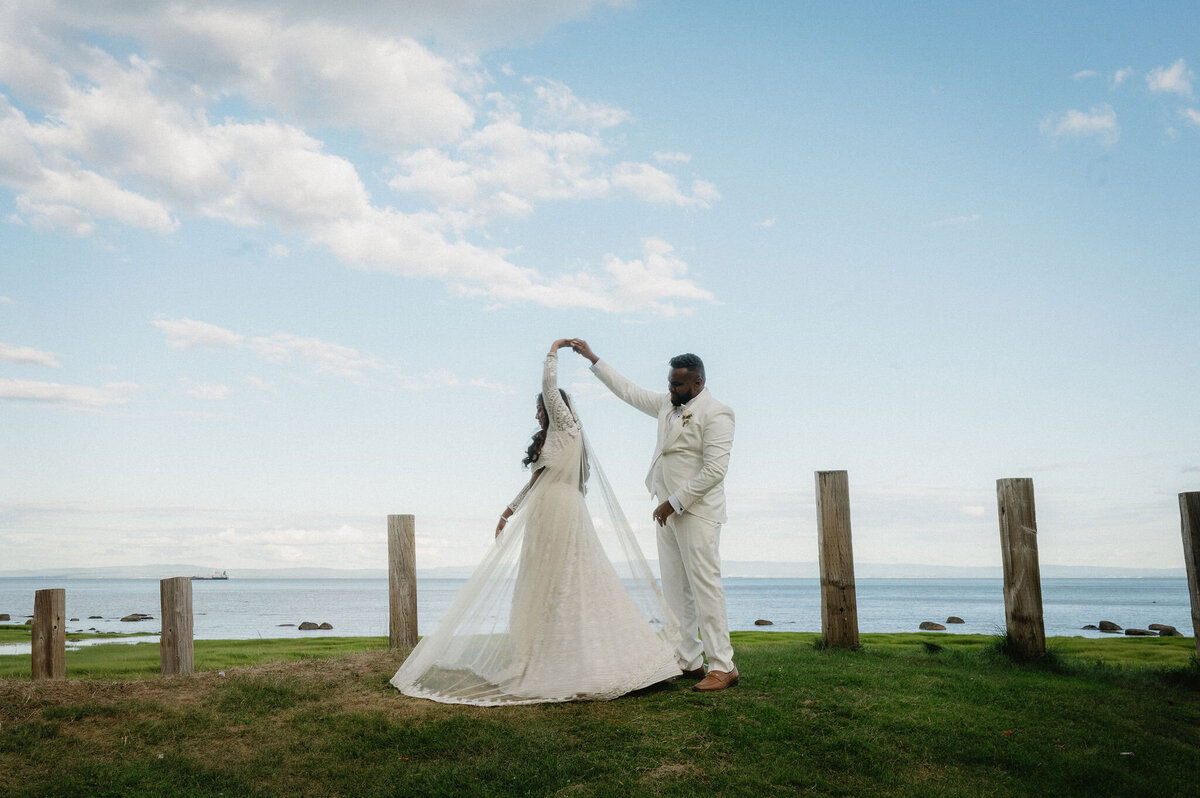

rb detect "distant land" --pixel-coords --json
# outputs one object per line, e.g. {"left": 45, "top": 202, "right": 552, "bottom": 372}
{"left": 0, "top": 562, "right": 1186, "bottom": 580}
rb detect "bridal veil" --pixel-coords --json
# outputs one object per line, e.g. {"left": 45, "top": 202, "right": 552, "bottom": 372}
{"left": 391, "top": 414, "right": 681, "bottom": 705}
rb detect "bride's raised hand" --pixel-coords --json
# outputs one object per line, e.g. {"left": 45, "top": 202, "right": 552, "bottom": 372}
{"left": 569, "top": 338, "right": 598, "bottom": 364}
{"left": 549, "top": 338, "right": 573, "bottom": 353}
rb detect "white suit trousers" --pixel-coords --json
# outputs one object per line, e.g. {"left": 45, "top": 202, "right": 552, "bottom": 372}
{"left": 657, "top": 512, "right": 735, "bottom": 673}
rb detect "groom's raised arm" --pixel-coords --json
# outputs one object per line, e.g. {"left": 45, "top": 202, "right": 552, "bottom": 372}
{"left": 571, "top": 339, "right": 662, "bottom": 418}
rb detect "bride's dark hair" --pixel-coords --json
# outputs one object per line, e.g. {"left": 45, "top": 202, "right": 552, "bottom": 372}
{"left": 523, "top": 389, "right": 573, "bottom": 467}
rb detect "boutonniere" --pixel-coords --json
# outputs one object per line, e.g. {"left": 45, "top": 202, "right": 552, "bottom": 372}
{"left": 681, "top": 412, "right": 693, "bottom": 427}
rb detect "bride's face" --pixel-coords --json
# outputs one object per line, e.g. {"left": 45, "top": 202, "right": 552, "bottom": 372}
{"left": 536, "top": 399, "right": 547, "bottom": 429}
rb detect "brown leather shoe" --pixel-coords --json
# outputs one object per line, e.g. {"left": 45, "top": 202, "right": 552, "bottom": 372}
{"left": 679, "top": 667, "right": 706, "bottom": 680}
{"left": 692, "top": 667, "right": 739, "bottom": 692}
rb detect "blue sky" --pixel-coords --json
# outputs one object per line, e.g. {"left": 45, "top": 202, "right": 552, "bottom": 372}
{"left": 2, "top": 1, "right": 1197, "bottom": 574}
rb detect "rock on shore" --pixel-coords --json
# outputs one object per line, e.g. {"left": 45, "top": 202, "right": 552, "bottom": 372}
{"left": 946, "top": 616, "right": 965, "bottom": 624}
{"left": 1098, "top": 621, "right": 1122, "bottom": 633}
{"left": 919, "top": 621, "right": 946, "bottom": 631}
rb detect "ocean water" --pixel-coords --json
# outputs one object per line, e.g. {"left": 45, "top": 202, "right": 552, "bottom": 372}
{"left": 0, "top": 577, "right": 1192, "bottom": 655}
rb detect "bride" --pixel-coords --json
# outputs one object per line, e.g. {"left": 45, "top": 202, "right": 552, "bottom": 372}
{"left": 390, "top": 339, "right": 682, "bottom": 705}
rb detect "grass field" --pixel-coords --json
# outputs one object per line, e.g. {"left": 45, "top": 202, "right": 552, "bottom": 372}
{"left": 2, "top": 630, "right": 1197, "bottom": 796}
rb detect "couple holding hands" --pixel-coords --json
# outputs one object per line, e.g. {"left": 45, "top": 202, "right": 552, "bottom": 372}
{"left": 392, "top": 339, "right": 737, "bottom": 705}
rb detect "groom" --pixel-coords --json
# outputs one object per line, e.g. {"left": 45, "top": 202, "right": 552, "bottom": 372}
{"left": 570, "top": 340, "right": 738, "bottom": 691}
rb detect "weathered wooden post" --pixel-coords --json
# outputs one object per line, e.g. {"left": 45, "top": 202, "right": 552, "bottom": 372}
{"left": 1179, "top": 492, "right": 1200, "bottom": 660}
{"left": 996, "top": 478, "right": 1046, "bottom": 658}
{"left": 31, "top": 588, "right": 66, "bottom": 680}
{"left": 388, "top": 514, "right": 418, "bottom": 649}
{"left": 816, "top": 470, "right": 859, "bottom": 649}
{"left": 160, "top": 577, "right": 194, "bottom": 676}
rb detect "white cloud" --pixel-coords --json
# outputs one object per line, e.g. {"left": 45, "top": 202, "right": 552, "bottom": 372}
{"left": 927, "top": 213, "right": 981, "bottom": 228}
{"left": 611, "top": 163, "right": 719, "bottom": 207}
{"left": 0, "top": 343, "right": 61, "bottom": 367}
{"left": 9, "top": 161, "right": 178, "bottom": 236}
{"left": 246, "top": 333, "right": 388, "bottom": 378}
{"left": 390, "top": 149, "right": 483, "bottom": 209}
{"left": 755, "top": 217, "right": 777, "bottom": 228}
{"left": 206, "top": 122, "right": 373, "bottom": 230}
{"left": 463, "top": 117, "right": 612, "bottom": 204}
{"left": 1110, "top": 67, "right": 1133, "bottom": 88}
{"left": 156, "top": 315, "right": 513, "bottom": 388}
{"left": 1147, "top": 58, "right": 1194, "bottom": 97}
{"left": 402, "top": 369, "right": 514, "bottom": 393}
{"left": 0, "top": 1, "right": 717, "bottom": 314}
{"left": 691, "top": 179, "right": 721, "bottom": 204}
{"left": 153, "top": 317, "right": 243, "bottom": 350}
{"left": 269, "top": 244, "right": 289, "bottom": 258}
{"left": 1184, "top": 108, "right": 1200, "bottom": 127}
{"left": 0, "top": 379, "right": 138, "bottom": 407}
{"left": 654, "top": 151, "right": 691, "bottom": 164}
{"left": 181, "top": 380, "right": 231, "bottom": 400}
{"left": 1039, "top": 104, "right": 1119, "bottom": 144}
{"left": 599, "top": 238, "right": 716, "bottom": 316}
{"left": 529, "top": 78, "right": 630, "bottom": 130}
{"left": 1072, "top": 70, "right": 1098, "bottom": 80}
{"left": 25, "top": 4, "right": 478, "bottom": 149}
{"left": 0, "top": 296, "right": 12, "bottom": 304}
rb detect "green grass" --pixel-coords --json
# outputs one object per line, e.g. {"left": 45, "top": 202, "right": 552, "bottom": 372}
{"left": 3, "top": 627, "right": 1195, "bottom": 680}
{"left": 0, "top": 627, "right": 388, "bottom": 680}
{"left": 1, "top": 631, "right": 1197, "bottom": 796}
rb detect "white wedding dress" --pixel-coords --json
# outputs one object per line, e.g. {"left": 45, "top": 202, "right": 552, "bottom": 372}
{"left": 390, "top": 352, "right": 682, "bottom": 705}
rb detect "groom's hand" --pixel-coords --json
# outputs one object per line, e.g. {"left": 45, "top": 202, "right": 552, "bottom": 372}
{"left": 652, "top": 500, "right": 675, "bottom": 526}
{"left": 569, "top": 338, "right": 599, "bottom": 364}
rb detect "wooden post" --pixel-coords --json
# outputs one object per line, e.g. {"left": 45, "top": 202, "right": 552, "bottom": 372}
{"left": 31, "top": 588, "right": 66, "bottom": 680}
{"left": 159, "top": 577, "right": 194, "bottom": 676}
{"left": 816, "top": 470, "right": 859, "bottom": 649}
{"left": 997, "top": 478, "right": 1046, "bottom": 659}
{"left": 388, "top": 514, "right": 418, "bottom": 649}
{"left": 1180, "top": 493, "right": 1200, "bottom": 660}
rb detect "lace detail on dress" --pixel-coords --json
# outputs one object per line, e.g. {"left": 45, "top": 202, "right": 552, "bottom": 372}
{"left": 506, "top": 470, "right": 539, "bottom": 513}
{"left": 536, "top": 353, "right": 579, "bottom": 473}
{"left": 542, "top": 353, "right": 579, "bottom": 434}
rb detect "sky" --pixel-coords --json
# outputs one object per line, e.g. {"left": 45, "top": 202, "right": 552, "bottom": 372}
{"left": 1, "top": 1, "right": 1198, "bottom": 576}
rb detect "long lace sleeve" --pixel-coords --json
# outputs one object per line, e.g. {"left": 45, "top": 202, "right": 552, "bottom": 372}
{"left": 542, "top": 352, "right": 579, "bottom": 434}
{"left": 507, "top": 472, "right": 539, "bottom": 512}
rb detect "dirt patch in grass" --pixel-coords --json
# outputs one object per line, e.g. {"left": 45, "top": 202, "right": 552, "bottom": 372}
{"left": 640, "top": 761, "right": 701, "bottom": 784}
{"left": 1, "top": 649, "right": 429, "bottom": 729}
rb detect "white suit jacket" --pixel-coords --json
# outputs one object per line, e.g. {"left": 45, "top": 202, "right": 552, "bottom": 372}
{"left": 593, "top": 361, "right": 735, "bottom": 524}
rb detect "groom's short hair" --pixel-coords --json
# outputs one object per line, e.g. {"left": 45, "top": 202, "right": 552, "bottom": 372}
{"left": 670, "top": 353, "right": 705, "bottom": 381}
